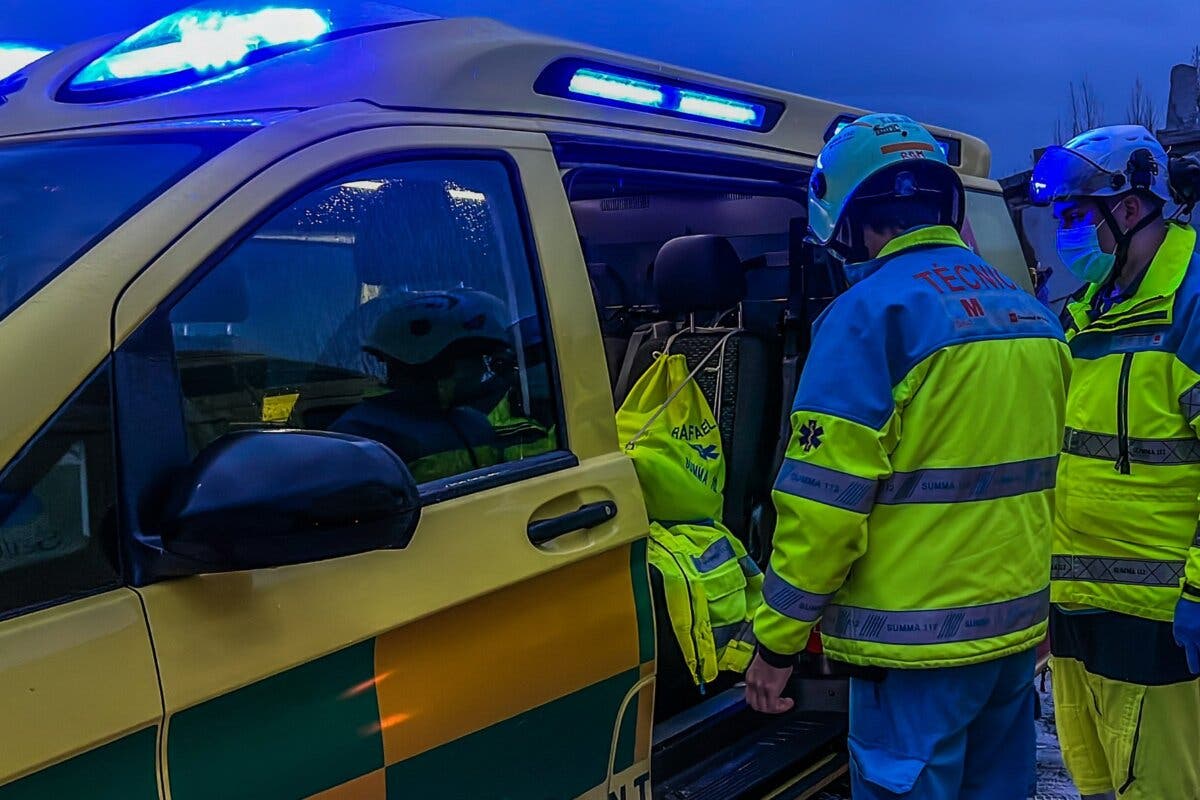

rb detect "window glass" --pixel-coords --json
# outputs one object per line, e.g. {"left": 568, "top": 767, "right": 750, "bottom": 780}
{"left": 0, "top": 132, "right": 246, "bottom": 322}
{"left": 964, "top": 190, "right": 1034, "bottom": 292}
{"left": 169, "top": 159, "right": 561, "bottom": 485}
{"left": 0, "top": 366, "right": 120, "bottom": 619}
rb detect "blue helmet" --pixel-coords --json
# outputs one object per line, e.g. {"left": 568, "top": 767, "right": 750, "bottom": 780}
{"left": 809, "top": 113, "right": 964, "bottom": 256}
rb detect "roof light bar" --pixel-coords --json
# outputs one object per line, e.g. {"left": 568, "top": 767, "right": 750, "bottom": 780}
{"left": 0, "top": 43, "right": 52, "bottom": 81}
{"left": 61, "top": 2, "right": 437, "bottom": 103}
{"left": 537, "top": 59, "right": 783, "bottom": 132}
{"left": 78, "top": 8, "right": 332, "bottom": 85}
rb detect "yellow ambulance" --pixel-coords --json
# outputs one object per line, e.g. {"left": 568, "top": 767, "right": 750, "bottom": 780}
{"left": 0, "top": 4, "right": 1031, "bottom": 798}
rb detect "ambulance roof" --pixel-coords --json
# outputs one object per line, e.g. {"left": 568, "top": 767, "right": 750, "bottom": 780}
{"left": 0, "top": 6, "right": 991, "bottom": 177}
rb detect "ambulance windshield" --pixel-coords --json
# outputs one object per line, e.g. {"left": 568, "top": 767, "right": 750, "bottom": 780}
{"left": 0, "top": 129, "right": 247, "bottom": 322}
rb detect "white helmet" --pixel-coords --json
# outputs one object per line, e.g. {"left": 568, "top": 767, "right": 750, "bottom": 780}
{"left": 364, "top": 290, "right": 510, "bottom": 367}
{"left": 1030, "top": 125, "right": 1171, "bottom": 207}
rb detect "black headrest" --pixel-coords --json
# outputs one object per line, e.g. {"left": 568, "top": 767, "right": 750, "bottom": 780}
{"left": 653, "top": 235, "right": 746, "bottom": 314}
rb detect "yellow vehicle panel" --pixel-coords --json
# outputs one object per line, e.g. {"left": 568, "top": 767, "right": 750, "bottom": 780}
{"left": 0, "top": 591, "right": 161, "bottom": 795}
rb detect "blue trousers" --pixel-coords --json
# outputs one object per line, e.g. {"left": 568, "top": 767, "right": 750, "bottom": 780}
{"left": 849, "top": 649, "right": 1036, "bottom": 800}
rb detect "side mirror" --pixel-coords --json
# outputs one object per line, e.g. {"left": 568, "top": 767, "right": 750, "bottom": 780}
{"left": 159, "top": 430, "right": 420, "bottom": 571}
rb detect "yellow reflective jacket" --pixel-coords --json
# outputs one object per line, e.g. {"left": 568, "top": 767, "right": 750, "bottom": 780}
{"left": 648, "top": 521, "right": 762, "bottom": 686}
{"left": 487, "top": 395, "right": 557, "bottom": 461}
{"left": 753, "top": 227, "right": 1072, "bottom": 670}
{"left": 1054, "top": 223, "right": 1200, "bottom": 622}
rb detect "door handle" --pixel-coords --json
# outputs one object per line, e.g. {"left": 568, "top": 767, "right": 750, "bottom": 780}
{"left": 528, "top": 501, "right": 618, "bottom": 546}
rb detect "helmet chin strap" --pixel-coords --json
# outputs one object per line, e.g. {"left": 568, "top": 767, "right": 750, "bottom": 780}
{"left": 1096, "top": 199, "right": 1159, "bottom": 277}
{"left": 830, "top": 215, "right": 869, "bottom": 265}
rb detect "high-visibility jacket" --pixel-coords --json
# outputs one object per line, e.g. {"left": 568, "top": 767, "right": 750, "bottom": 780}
{"left": 753, "top": 226, "right": 1072, "bottom": 670}
{"left": 487, "top": 395, "right": 557, "bottom": 461}
{"left": 648, "top": 520, "right": 762, "bottom": 685}
{"left": 1053, "top": 222, "right": 1200, "bottom": 621}
{"left": 331, "top": 397, "right": 499, "bottom": 483}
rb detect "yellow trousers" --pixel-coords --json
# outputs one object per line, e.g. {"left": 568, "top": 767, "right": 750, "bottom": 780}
{"left": 1053, "top": 656, "right": 1200, "bottom": 798}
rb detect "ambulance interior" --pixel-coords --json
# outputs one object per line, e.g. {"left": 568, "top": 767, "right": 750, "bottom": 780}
{"left": 564, "top": 148, "right": 854, "bottom": 797}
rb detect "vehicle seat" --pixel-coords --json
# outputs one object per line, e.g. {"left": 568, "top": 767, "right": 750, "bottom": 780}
{"left": 616, "top": 235, "right": 778, "bottom": 540}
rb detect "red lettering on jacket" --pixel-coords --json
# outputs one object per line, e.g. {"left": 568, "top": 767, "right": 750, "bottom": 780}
{"left": 934, "top": 265, "right": 965, "bottom": 292}
{"left": 913, "top": 271, "right": 943, "bottom": 292}
{"left": 955, "top": 264, "right": 982, "bottom": 290}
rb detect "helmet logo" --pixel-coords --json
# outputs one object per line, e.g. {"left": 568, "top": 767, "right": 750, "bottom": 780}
{"left": 873, "top": 123, "right": 904, "bottom": 136}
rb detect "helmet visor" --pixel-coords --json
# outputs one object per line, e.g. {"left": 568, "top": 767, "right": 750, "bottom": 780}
{"left": 1030, "top": 146, "right": 1123, "bottom": 206}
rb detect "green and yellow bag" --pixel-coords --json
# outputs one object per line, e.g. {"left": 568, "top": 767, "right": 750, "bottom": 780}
{"left": 616, "top": 344, "right": 728, "bottom": 523}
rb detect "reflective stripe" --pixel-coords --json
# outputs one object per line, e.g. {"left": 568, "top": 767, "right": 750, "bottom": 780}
{"left": 876, "top": 456, "right": 1058, "bottom": 505}
{"left": 1182, "top": 382, "right": 1200, "bottom": 423}
{"left": 762, "top": 567, "right": 833, "bottom": 623}
{"left": 1051, "top": 555, "right": 1185, "bottom": 587}
{"left": 739, "top": 555, "right": 762, "bottom": 577}
{"left": 774, "top": 458, "right": 875, "bottom": 514}
{"left": 692, "top": 538, "right": 736, "bottom": 573}
{"left": 713, "top": 620, "right": 756, "bottom": 650}
{"left": 823, "top": 587, "right": 1049, "bottom": 645}
{"left": 1064, "top": 428, "right": 1200, "bottom": 465}
{"left": 1088, "top": 310, "right": 1170, "bottom": 331}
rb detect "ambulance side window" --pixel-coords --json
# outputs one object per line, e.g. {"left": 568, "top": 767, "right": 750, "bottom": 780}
{"left": 0, "top": 365, "right": 120, "bottom": 619}
{"left": 168, "top": 158, "right": 562, "bottom": 487}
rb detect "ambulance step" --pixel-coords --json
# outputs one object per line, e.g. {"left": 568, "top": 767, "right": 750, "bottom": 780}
{"left": 652, "top": 701, "right": 846, "bottom": 800}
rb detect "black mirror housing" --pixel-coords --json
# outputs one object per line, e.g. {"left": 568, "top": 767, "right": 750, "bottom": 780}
{"left": 159, "top": 430, "right": 420, "bottom": 571}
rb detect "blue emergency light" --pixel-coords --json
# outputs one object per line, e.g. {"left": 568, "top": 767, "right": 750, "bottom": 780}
{"left": 824, "top": 114, "right": 962, "bottom": 166}
{"left": 0, "top": 44, "right": 52, "bottom": 82}
{"left": 61, "top": 2, "right": 437, "bottom": 102}
{"left": 538, "top": 59, "right": 783, "bottom": 132}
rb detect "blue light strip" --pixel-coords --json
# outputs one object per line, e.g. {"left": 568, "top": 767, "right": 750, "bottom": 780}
{"left": 566, "top": 66, "right": 768, "bottom": 129}
{"left": 678, "top": 90, "right": 762, "bottom": 126}
{"left": 568, "top": 68, "right": 664, "bottom": 107}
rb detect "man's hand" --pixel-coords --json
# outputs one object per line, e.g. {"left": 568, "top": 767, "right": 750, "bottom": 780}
{"left": 745, "top": 653, "right": 795, "bottom": 714}
{"left": 1174, "top": 595, "right": 1200, "bottom": 674}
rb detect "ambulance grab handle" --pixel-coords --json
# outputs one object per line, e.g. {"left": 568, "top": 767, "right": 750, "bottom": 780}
{"left": 527, "top": 501, "right": 618, "bottom": 546}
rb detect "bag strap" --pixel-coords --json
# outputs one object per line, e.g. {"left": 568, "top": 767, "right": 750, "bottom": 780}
{"left": 624, "top": 330, "right": 737, "bottom": 451}
{"left": 615, "top": 321, "right": 672, "bottom": 402}
{"left": 662, "top": 315, "right": 742, "bottom": 423}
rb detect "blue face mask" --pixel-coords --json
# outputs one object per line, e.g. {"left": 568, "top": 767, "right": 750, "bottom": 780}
{"left": 1056, "top": 219, "right": 1116, "bottom": 285}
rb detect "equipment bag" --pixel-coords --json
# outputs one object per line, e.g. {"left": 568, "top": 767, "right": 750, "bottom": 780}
{"left": 648, "top": 520, "right": 764, "bottom": 686}
{"left": 616, "top": 335, "right": 732, "bottom": 523}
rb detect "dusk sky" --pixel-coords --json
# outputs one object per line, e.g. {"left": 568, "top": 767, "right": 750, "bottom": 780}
{"left": 5, "top": 0, "right": 1199, "bottom": 175}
